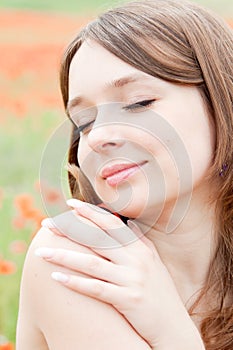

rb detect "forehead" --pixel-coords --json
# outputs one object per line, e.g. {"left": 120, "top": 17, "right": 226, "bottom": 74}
{"left": 68, "top": 40, "right": 141, "bottom": 100}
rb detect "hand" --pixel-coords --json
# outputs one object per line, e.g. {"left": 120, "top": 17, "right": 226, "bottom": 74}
{"left": 36, "top": 199, "right": 202, "bottom": 349}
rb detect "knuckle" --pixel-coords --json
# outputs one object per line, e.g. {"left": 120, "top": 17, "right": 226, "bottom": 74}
{"left": 133, "top": 272, "right": 145, "bottom": 288}
{"left": 56, "top": 249, "right": 66, "bottom": 264}
{"left": 87, "top": 256, "right": 100, "bottom": 272}
{"left": 92, "top": 280, "right": 104, "bottom": 296}
{"left": 128, "top": 290, "right": 143, "bottom": 304}
{"left": 146, "top": 247, "right": 156, "bottom": 259}
{"left": 134, "top": 259, "right": 148, "bottom": 273}
{"left": 140, "top": 246, "right": 154, "bottom": 261}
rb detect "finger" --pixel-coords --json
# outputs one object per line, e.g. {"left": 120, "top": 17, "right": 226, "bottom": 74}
{"left": 41, "top": 214, "right": 130, "bottom": 264}
{"left": 51, "top": 272, "right": 129, "bottom": 308}
{"left": 35, "top": 247, "right": 129, "bottom": 286}
{"left": 67, "top": 199, "right": 155, "bottom": 258}
{"left": 41, "top": 217, "right": 128, "bottom": 264}
{"left": 41, "top": 210, "right": 120, "bottom": 249}
{"left": 67, "top": 199, "right": 141, "bottom": 246}
{"left": 41, "top": 221, "right": 66, "bottom": 237}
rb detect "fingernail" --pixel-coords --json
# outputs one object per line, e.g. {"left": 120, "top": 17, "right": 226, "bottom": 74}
{"left": 51, "top": 272, "right": 69, "bottom": 283}
{"left": 127, "top": 220, "right": 141, "bottom": 234}
{"left": 35, "top": 247, "right": 55, "bottom": 258}
{"left": 66, "top": 198, "right": 84, "bottom": 208}
{"left": 41, "top": 218, "right": 56, "bottom": 228}
{"left": 127, "top": 219, "right": 137, "bottom": 229}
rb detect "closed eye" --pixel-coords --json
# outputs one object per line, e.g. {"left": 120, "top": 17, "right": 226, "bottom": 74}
{"left": 123, "top": 99, "right": 156, "bottom": 112}
{"left": 78, "top": 120, "right": 94, "bottom": 134}
{"left": 74, "top": 99, "right": 156, "bottom": 133}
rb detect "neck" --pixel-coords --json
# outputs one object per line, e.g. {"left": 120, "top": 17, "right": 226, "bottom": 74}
{"left": 141, "top": 184, "right": 217, "bottom": 306}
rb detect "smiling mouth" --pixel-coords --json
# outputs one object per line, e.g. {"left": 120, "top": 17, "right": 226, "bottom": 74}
{"left": 101, "top": 161, "right": 147, "bottom": 186}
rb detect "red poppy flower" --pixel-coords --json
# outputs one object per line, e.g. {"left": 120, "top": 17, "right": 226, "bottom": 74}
{"left": 0, "top": 258, "right": 17, "bottom": 275}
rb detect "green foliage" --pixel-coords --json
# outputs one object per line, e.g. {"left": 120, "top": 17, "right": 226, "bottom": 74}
{"left": 0, "top": 0, "right": 121, "bottom": 14}
{"left": 0, "top": 0, "right": 231, "bottom": 345}
{"left": 0, "top": 112, "right": 61, "bottom": 342}
{"left": 0, "top": 0, "right": 232, "bottom": 16}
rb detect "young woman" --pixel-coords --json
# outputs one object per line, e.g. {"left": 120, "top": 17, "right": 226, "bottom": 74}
{"left": 16, "top": 0, "right": 233, "bottom": 349}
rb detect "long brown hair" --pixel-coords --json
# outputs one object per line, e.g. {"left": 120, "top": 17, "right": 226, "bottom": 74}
{"left": 60, "top": 0, "right": 233, "bottom": 348}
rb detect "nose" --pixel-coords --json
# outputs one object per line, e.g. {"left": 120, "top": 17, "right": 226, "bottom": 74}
{"left": 87, "top": 124, "right": 125, "bottom": 153}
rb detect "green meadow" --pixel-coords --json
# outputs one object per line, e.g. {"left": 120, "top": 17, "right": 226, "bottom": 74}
{"left": 0, "top": 0, "right": 232, "bottom": 345}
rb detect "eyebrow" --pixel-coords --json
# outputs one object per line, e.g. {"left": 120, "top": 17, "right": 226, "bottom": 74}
{"left": 108, "top": 72, "right": 149, "bottom": 88}
{"left": 66, "top": 72, "right": 151, "bottom": 114}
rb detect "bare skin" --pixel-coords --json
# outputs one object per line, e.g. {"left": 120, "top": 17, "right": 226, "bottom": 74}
{"left": 17, "top": 228, "right": 153, "bottom": 350}
{"left": 17, "top": 41, "right": 213, "bottom": 349}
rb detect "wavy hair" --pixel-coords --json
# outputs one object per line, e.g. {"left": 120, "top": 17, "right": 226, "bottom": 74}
{"left": 60, "top": 1, "right": 233, "bottom": 348}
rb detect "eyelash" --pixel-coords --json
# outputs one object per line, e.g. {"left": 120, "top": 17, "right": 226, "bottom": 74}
{"left": 77, "top": 121, "right": 94, "bottom": 134}
{"left": 123, "top": 99, "right": 156, "bottom": 112}
{"left": 77, "top": 99, "right": 156, "bottom": 134}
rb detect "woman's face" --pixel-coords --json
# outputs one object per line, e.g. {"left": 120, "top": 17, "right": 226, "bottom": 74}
{"left": 68, "top": 40, "right": 215, "bottom": 222}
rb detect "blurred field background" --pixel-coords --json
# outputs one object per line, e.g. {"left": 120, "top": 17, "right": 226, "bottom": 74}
{"left": 0, "top": 0, "right": 232, "bottom": 348}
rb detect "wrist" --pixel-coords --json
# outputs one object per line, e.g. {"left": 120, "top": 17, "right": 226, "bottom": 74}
{"left": 154, "top": 317, "right": 205, "bottom": 350}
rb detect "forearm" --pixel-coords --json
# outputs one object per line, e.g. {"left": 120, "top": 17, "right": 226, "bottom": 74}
{"left": 152, "top": 323, "right": 205, "bottom": 350}
{"left": 153, "top": 338, "right": 205, "bottom": 350}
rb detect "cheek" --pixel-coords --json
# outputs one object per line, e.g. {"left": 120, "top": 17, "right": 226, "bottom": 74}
{"left": 77, "top": 139, "right": 101, "bottom": 183}
{"left": 187, "top": 102, "right": 214, "bottom": 163}
{"left": 169, "top": 108, "right": 215, "bottom": 189}
{"left": 187, "top": 115, "right": 215, "bottom": 184}
{"left": 151, "top": 96, "right": 215, "bottom": 193}
{"left": 77, "top": 139, "right": 89, "bottom": 168}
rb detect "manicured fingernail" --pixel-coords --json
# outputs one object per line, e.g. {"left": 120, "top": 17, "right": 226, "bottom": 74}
{"left": 35, "top": 247, "right": 55, "bottom": 258}
{"left": 41, "top": 218, "right": 56, "bottom": 228}
{"left": 51, "top": 272, "right": 69, "bottom": 283}
{"left": 66, "top": 198, "right": 84, "bottom": 208}
{"left": 127, "top": 220, "right": 141, "bottom": 233}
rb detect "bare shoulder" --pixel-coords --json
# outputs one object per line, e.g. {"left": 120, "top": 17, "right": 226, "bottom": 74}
{"left": 29, "top": 225, "right": 97, "bottom": 254}
{"left": 17, "top": 227, "right": 150, "bottom": 350}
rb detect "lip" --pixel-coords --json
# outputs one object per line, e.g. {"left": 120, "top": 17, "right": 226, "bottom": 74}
{"left": 100, "top": 161, "right": 147, "bottom": 186}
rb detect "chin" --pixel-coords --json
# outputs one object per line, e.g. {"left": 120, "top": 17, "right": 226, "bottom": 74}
{"left": 95, "top": 179, "right": 146, "bottom": 213}
{"left": 116, "top": 205, "right": 144, "bottom": 220}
